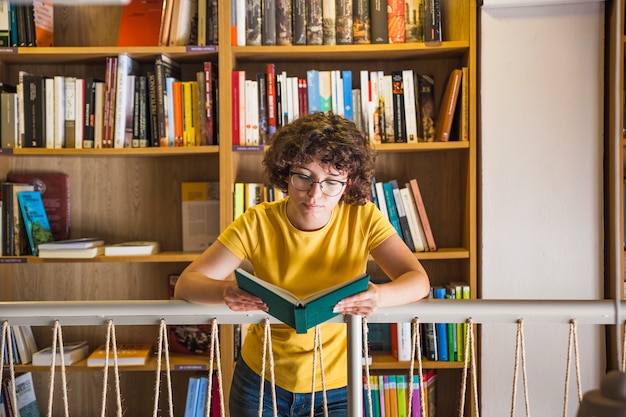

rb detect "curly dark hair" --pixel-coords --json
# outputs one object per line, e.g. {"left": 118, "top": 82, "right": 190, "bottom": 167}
{"left": 263, "top": 112, "right": 376, "bottom": 206}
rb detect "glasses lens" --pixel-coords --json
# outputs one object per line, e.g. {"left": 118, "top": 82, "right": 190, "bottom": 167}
{"left": 290, "top": 173, "right": 345, "bottom": 196}
{"left": 320, "top": 180, "right": 344, "bottom": 196}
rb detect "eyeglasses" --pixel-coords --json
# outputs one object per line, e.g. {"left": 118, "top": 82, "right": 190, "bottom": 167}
{"left": 289, "top": 172, "right": 347, "bottom": 197}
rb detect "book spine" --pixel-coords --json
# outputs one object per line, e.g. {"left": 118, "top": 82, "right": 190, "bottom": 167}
{"left": 405, "top": 0, "right": 424, "bottom": 43}
{"left": 275, "top": 0, "right": 292, "bottom": 45}
{"left": 74, "top": 78, "right": 85, "bottom": 148}
{"left": 408, "top": 178, "right": 437, "bottom": 251}
{"left": 231, "top": 71, "right": 240, "bottom": 146}
{"left": 292, "top": 0, "right": 306, "bottom": 45}
{"left": 434, "top": 69, "right": 462, "bottom": 142}
{"left": 382, "top": 181, "right": 403, "bottom": 240}
{"left": 370, "top": 0, "right": 388, "bottom": 43}
{"left": 391, "top": 71, "right": 406, "bottom": 143}
{"left": 245, "top": 0, "right": 262, "bottom": 45}
{"left": 424, "top": 0, "right": 441, "bottom": 42}
{"left": 336, "top": 0, "right": 353, "bottom": 45}
{"left": 390, "top": 179, "right": 415, "bottom": 251}
{"left": 387, "top": 0, "right": 405, "bottom": 43}
{"left": 352, "top": 0, "right": 370, "bottom": 44}
{"left": 21, "top": 75, "right": 46, "bottom": 148}
{"left": 322, "top": 0, "right": 335, "bottom": 45}
{"left": 402, "top": 69, "right": 418, "bottom": 143}
{"left": 306, "top": 0, "right": 323, "bottom": 45}
{"left": 266, "top": 64, "right": 277, "bottom": 135}
{"left": 204, "top": 62, "right": 215, "bottom": 145}
{"left": 257, "top": 72, "right": 268, "bottom": 145}
{"left": 263, "top": 0, "right": 276, "bottom": 44}
{"left": 103, "top": 56, "right": 118, "bottom": 148}
{"left": 417, "top": 73, "right": 435, "bottom": 142}
{"left": 64, "top": 77, "right": 76, "bottom": 149}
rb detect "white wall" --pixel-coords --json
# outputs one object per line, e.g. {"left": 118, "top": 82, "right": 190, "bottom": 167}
{"left": 480, "top": 2, "right": 605, "bottom": 416}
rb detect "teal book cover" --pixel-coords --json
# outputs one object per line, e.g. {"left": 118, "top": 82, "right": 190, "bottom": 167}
{"left": 17, "top": 191, "right": 53, "bottom": 256}
{"left": 234, "top": 268, "right": 370, "bottom": 333}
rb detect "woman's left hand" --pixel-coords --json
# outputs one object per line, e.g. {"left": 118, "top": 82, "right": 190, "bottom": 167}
{"left": 333, "top": 282, "right": 380, "bottom": 316}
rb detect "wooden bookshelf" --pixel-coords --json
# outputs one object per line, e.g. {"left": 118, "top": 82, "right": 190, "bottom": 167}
{"left": 0, "top": 0, "right": 478, "bottom": 416}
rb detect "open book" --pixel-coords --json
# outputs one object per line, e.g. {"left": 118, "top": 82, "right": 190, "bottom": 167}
{"left": 234, "top": 268, "right": 370, "bottom": 334}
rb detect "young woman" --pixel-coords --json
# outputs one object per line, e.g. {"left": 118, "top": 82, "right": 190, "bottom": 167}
{"left": 175, "top": 111, "right": 430, "bottom": 417}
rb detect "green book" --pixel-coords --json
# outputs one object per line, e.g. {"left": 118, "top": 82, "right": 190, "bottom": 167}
{"left": 234, "top": 268, "right": 370, "bottom": 334}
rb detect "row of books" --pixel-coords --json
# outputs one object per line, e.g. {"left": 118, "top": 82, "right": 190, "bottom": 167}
{"left": 232, "top": 65, "right": 468, "bottom": 148}
{"left": 2, "top": 326, "right": 37, "bottom": 366}
{"left": 0, "top": 1, "right": 53, "bottom": 48}
{"left": 0, "top": 372, "right": 40, "bottom": 417}
{"left": 233, "top": 0, "right": 442, "bottom": 47}
{"left": 363, "top": 370, "right": 436, "bottom": 417}
{"left": 383, "top": 282, "right": 471, "bottom": 363}
{"left": 183, "top": 375, "right": 222, "bottom": 417}
{"left": 371, "top": 178, "right": 437, "bottom": 253}
{"left": 0, "top": 54, "right": 217, "bottom": 150}
{"left": 233, "top": 182, "right": 286, "bottom": 220}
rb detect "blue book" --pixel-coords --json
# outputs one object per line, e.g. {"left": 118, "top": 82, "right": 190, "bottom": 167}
{"left": 184, "top": 377, "right": 200, "bottom": 417}
{"left": 194, "top": 376, "right": 209, "bottom": 417}
{"left": 17, "top": 191, "right": 53, "bottom": 256}
{"left": 341, "top": 70, "right": 353, "bottom": 120}
{"left": 433, "top": 286, "right": 449, "bottom": 361}
{"left": 307, "top": 69, "right": 320, "bottom": 113}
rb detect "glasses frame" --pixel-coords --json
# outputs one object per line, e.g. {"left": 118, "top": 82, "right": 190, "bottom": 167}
{"left": 288, "top": 171, "right": 348, "bottom": 197}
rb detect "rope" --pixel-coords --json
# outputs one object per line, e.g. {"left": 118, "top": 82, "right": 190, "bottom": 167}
{"left": 1, "top": 321, "right": 17, "bottom": 417}
{"left": 206, "top": 318, "right": 225, "bottom": 417}
{"left": 258, "top": 317, "right": 278, "bottom": 417}
{"left": 562, "top": 319, "right": 582, "bottom": 417}
{"left": 309, "top": 325, "right": 328, "bottom": 417}
{"left": 511, "top": 319, "right": 530, "bottom": 417}
{"left": 406, "top": 318, "right": 425, "bottom": 417}
{"left": 152, "top": 318, "right": 174, "bottom": 417}
{"left": 100, "top": 320, "right": 123, "bottom": 417}
{"left": 459, "top": 318, "right": 479, "bottom": 417}
{"left": 362, "top": 318, "right": 374, "bottom": 417}
{"left": 46, "top": 320, "right": 70, "bottom": 417}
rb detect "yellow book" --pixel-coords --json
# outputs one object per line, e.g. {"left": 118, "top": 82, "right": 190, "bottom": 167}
{"left": 87, "top": 343, "right": 152, "bottom": 367}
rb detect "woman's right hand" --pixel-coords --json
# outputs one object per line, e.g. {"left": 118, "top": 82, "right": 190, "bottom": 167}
{"left": 223, "top": 281, "right": 268, "bottom": 312}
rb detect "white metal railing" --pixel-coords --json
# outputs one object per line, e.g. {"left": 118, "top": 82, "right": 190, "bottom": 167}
{"left": 1, "top": 299, "right": 625, "bottom": 417}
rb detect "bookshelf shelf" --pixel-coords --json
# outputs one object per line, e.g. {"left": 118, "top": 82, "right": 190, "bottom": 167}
{"left": 0, "top": 146, "right": 219, "bottom": 157}
{"left": 13, "top": 252, "right": 201, "bottom": 263}
{"left": 370, "top": 353, "right": 466, "bottom": 370}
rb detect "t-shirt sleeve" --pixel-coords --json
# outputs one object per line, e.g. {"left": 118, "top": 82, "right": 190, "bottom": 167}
{"left": 363, "top": 202, "right": 397, "bottom": 252}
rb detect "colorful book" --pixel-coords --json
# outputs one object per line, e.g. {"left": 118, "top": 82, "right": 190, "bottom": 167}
{"left": 390, "top": 179, "right": 415, "bottom": 252}
{"left": 352, "top": 0, "right": 370, "bottom": 44}
{"left": 434, "top": 69, "right": 462, "bottom": 142}
{"left": 416, "top": 73, "right": 436, "bottom": 142}
{"left": 234, "top": 268, "right": 370, "bottom": 334}
{"left": 407, "top": 178, "right": 437, "bottom": 251}
{"left": 9, "top": 372, "right": 40, "bottom": 417}
{"left": 7, "top": 171, "right": 70, "bottom": 242}
{"left": 17, "top": 190, "right": 53, "bottom": 256}
{"left": 433, "top": 286, "right": 449, "bottom": 361}
{"left": 382, "top": 181, "right": 404, "bottom": 240}
{"left": 306, "top": 0, "right": 322, "bottom": 45}
{"left": 117, "top": 0, "right": 164, "bottom": 46}
{"left": 184, "top": 376, "right": 200, "bottom": 417}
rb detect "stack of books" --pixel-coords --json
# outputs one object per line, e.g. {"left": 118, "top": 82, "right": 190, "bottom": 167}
{"left": 37, "top": 237, "right": 105, "bottom": 259}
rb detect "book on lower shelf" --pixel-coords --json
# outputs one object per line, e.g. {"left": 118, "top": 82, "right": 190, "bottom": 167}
{"left": 38, "top": 246, "right": 105, "bottom": 259}
{"left": 6, "top": 372, "right": 40, "bottom": 417}
{"left": 31, "top": 340, "right": 89, "bottom": 366}
{"left": 234, "top": 268, "right": 370, "bottom": 334}
{"left": 17, "top": 190, "right": 53, "bottom": 256}
{"left": 103, "top": 241, "right": 160, "bottom": 256}
{"left": 86, "top": 343, "right": 152, "bottom": 367}
{"left": 38, "top": 237, "right": 104, "bottom": 250}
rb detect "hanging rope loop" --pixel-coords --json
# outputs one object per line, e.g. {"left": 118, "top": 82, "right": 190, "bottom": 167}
{"left": 361, "top": 317, "right": 373, "bottom": 417}
{"left": 562, "top": 319, "right": 583, "bottom": 417}
{"left": 310, "top": 324, "right": 328, "bottom": 417}
{"left": 511, "top": 319, "right": 530, "bottom": 417}
{"left": 1, "top": 321, "right": 18, "bottom": 417}
{"left": 100, "top": 319, "right": 123, "bottom": 417}
{"left": 152, "top": 318, "right": 174, "bottom": 417}
{"left": 47, "top": 320, "right": 70, "bottom": 417}
{"left": 258, "top": 317, "right": 278, "bottom": 417}
{"left": 459, "top": 317, "right": 479, "bottom": 417}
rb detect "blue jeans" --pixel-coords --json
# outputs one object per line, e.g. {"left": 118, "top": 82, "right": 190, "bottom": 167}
{"left": 229, "top": 357, "right": 348, "bottom": 417}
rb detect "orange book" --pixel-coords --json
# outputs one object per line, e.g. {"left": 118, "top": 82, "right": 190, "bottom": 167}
{"left": 172, "top": 80, "right": 184, "bottom": 147}
{"left": 387, "top": 0, "right": 405, "bottom": 43}
{"left": 117, "top": 0, "right": 164, "bottom": 46}
{"left": 434, "top": 69, "right": 463, "bottom": 142}
{"left": 33, "top": 1, "right": 53, "bottom": 47}
{"left": 86, "top": 343, "right": 152, "bottom": 367}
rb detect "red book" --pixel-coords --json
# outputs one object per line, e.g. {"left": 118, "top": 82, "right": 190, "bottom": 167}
{"left": 203, "top": 62, "right": 215, "bottom": 145}
{"left": 7, "top": 172, "right": 70, "bottom": 242}
{"left": 172, "top": 80, "right": 183, "bottom": 147}
{"left": 407, "top": 178, "right": 437, "bottom": 251}
{"left": 117, "top": 0, "right": 164, "bottom": 46}
{"left": 231, "top": 71, "right": 240, "bottom": 146}
{"left": 387, "top": 0, "right": 405, "bottom": 43}
{"left": 266, "top": 64, "right": 277, "bottom": 135}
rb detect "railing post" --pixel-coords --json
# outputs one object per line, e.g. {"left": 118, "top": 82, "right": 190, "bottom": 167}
{"left": 346, "top": 314, "right": 363, "bottom": 417}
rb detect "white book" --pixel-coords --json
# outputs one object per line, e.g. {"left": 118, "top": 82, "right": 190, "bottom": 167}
{"left": 104, "top": 241, "right": 160, "bottom": 256}
{"left": 381, "top": 74, "right": 395, "bottom": 143}
{"left": 32, "top": 340, "right": 89, "bottom": 366}
{"left": 74, "top": 78, "right": 84, "bottom": 148}
{"left": 244, "top": 79, "right": 255, "bottom": 146}
{"left": 113, "top": 54, "right": 140, "bottom": 148}
{"left": 400, "top": 186, "right": 425, "bottom": 252}
{"left": 335, "top": 70, "right": 344, "bottom": 117}
{"left": 374, "top": 181, "right": 389, "bottom": 221}
{"left": 12, "top": 326, "right": 31, "bottom": 364}
{"left": 44, "top": 77, "right": 54, "bottom": 148}
{"left": 402, "top": 69, "right": 418, "bottom": 143}
{"left": 16, "top": 82, "right": 23, "bottom": 147}
{"left": 368, "top": 71, "right": 379, "bottom": 145}
{"left": 53, "top": 75, "right": 65, "bottom": 148}
{"left": 39, "top": 237, "right": 104, "bottom": 250}
{"left": 290, "top": 76, "right": 298, "bottom": 121}
{"left": 94, "top": 81, "right": 105, "bottom": 148}
{"left": 250, "top": 79, "right": 260, "bottom": 145}
{"left": 359, "top": 70, "right": 369, "bottom": 135}
{"left": 64, "top": 76, "right": 76, "bottom": 148}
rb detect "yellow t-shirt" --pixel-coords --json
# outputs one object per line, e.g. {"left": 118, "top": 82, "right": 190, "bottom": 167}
{"left": 218, "top": 198, "right": 396, "bottom": 393}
